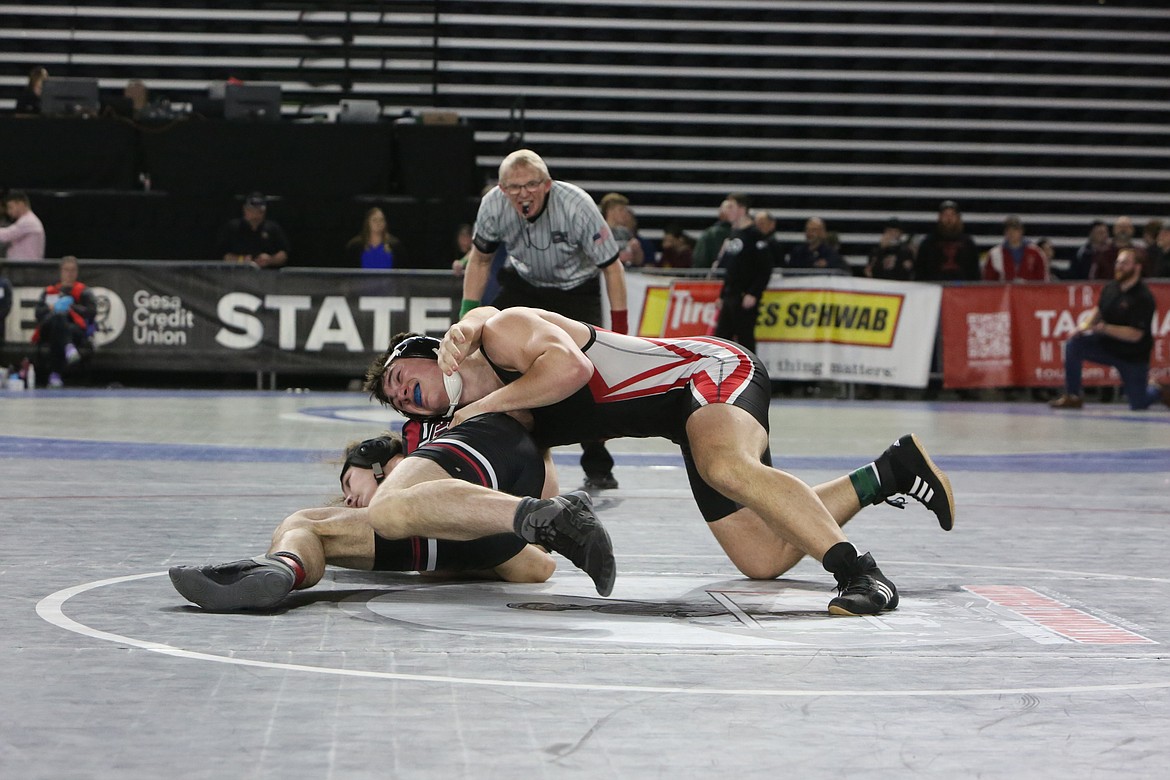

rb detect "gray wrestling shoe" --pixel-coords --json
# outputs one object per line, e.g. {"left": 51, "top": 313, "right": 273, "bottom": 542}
{"left": 169, "top": 555, "right": 295, "bottom": 611}
{"left": 828, "top": 552, "right": 899, "bottom": 616}
{"left": 514, "top": 491, "right": 616, "bottom": 597}
{"left": 875, "top": 433, "right": 956, "bottom": 531}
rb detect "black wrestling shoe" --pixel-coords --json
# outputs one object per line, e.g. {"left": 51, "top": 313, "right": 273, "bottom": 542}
{"left": 514, "top": 491, "right": 616, "bottom": 597}
{"left": 877, "top": 433, "right": 956, "bottom": 531}
{"left": 169, "top": 555, "right": 295, "bottom": 611}
{"left": 828, "top": 553, "right": 899, "bottom": 616}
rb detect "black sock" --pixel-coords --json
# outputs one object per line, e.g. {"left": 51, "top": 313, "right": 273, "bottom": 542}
{"left": 878, "top": 449, "right": 905, "bottom": 494}
{"left": 821, "top": 541, "right": 859, "bottom": 576}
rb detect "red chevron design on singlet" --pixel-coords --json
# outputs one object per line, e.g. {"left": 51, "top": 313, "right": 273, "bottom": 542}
{"left": 584, "top": 332, "right": 755, "bottom": 406}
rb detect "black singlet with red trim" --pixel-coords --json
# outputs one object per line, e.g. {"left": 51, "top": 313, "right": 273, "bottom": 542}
{"left": 407, "top": 412, "right": 544, "bottom": 498}
{"left": 371, "top": 412, "right": 544, "bottom": 571}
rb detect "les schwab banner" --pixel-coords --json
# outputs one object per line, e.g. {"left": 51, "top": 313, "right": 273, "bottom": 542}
{"left": 942, "top": 281, "right": 1170, "bottom": 389}
{"left": 636, "top": 276, "right": 941, "bottom": 388}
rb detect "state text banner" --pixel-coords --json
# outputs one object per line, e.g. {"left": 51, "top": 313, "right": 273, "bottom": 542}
{"left": 2, "top": 261, "right": 461, "bottom": 375}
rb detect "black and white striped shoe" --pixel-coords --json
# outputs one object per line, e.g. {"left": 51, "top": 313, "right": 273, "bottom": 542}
{"left": 877, "top": 433, "right": 955, "bottom": 531}
{"left": 828, "top": 552, "right": 899, "bottom": 616}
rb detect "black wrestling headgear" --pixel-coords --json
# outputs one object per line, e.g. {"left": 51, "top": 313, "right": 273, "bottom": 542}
{"left": 383, "top": 334, "right": 461, "bottom": 422}
{"left": 340, "top": 434, "right": 404, "bottom": 488}
{"left": 384, "top": 335, "right": 442, "bottom": 368}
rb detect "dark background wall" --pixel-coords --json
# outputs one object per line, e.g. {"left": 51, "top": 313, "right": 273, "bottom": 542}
{"left": 0, "top": 115, "right": 481, "bottom": 268}
{"left": 2, "top": 1, "right": 1169, "bottom": 266}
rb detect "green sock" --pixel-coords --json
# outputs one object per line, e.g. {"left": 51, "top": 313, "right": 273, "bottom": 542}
{"left": 848, "top": 463, "right": 883, "bottom": 506}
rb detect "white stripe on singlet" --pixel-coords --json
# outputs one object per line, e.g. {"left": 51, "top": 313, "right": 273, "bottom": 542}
{"left": 428, "top": 436, "right": 501, "bottom": 490}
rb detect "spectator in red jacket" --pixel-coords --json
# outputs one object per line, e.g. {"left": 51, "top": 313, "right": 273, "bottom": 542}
{"left": 982, "top": 215, "right": 1049, "bottom": 281}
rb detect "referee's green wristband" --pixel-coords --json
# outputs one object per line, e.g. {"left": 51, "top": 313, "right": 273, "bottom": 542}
{"left": 459, "top": 298, "right": 481, "bottom": 318}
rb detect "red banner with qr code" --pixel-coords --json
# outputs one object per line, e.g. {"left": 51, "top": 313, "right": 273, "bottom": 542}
{"left": 942, "top": 282, "right": 1170, "bottom": 389}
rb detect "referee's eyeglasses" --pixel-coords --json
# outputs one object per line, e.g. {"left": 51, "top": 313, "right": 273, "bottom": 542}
{"left": 501, "top": 178, "right": 547, "bottom": 195}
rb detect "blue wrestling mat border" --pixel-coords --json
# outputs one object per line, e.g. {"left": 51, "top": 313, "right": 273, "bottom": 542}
{"left": 3, "top": 435, "right": 1169, "bottom": 474}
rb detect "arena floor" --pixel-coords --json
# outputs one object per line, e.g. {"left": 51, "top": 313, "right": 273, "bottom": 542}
{"left": 2, "top": 388, "right": 1169, "bottom": 779}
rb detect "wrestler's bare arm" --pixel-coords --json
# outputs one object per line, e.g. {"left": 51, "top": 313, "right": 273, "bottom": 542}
{"left": 449, "top": 308, "right": 593, "bottom": 426}
{"left": 439, "top": 305, "right": 500, "bottom": 374}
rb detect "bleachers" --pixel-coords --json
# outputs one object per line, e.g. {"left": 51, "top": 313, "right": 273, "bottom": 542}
{"left": 3, "top": 0, "right": 1169, "bottom": 263}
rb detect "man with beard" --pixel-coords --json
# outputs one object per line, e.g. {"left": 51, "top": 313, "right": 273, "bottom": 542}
{"left": 1050, "top": 248, "right": 1170, "bottom": 411}
{"left": 914, "top": 200, "right": 979, "bottom": 281}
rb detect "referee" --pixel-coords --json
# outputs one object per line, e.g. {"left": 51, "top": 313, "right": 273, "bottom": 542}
{"left": 459, "top": 149, "right": 628, "bottom": 490}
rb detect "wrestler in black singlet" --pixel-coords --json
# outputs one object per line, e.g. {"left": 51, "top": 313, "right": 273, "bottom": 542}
{"left": 371, "top": 412, "right": 546, "bottom": 571}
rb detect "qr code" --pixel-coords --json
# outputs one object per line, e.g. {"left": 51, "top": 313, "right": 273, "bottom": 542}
{"left": 966, "top": 311, "right": 1011, "bottom": 360}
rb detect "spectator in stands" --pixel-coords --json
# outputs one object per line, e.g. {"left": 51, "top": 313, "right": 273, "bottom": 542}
{"left": 452, "top": 189, "right": 509, "bottom": 303}
{"left": 599, "top": 192, "right": 653, "bottom": 268}
{"left": 657, "top": 223, "right": 695, "bottom": 269}
{"left": 1142, "top": 219, "right": 1161, "bottom": 248}
{"left": 784, "top": 217, "right": 846, "bottom": 272}
{"left": 1037, "top": 237, "right": 1067, "bottom": 287}
{"left": 864, "top": 218, "right": 915, "bottom": 281}
{"left": 33, "top": 256, "right": 96, "bottom": 389}
{"left": 1147, "top": 220, "right": 1170, "bottom": 278}
{"left": 982, "top": 215, "right": 1050, "bottom": 281}
{"left": 455, "top": 222, "right": 474, "bottom": 257}
{"left": 825, "top": 230, "right": 842, "bottom": 255}
{"left": 692, "top": 198, "right": 734, "bottom": 269}
{"left": 1141, "top": 219, "right": 1160, "bottom": 252}
{"left": 16, "top": 67, "right": 48, "bottom": 114}
{"left": 1050, "top": 249, "right": 1170, "bottom": 411}
{"left": 451, "top": 223, "right": 474, "bottom": 277}
{"left": 0, "top": 265, "right": 13, "bottom": 344}
{"left": 1112, "top": 216, "right": 1148, "bottom": 276}
{"left": 914, "top": 200, "right": 979, "bottom": 281}
{"left": 915, "top": 200, "right": 980, "bottom": 400}
{"left": 713, "top": 193, "right": 772, "bottom": 355}
{"left": 1068, "top": 220, "right": 1116, "bottom": 280}
{"left": 217, "top": 193, "right": 289, "bottom": 268}
{"left": 124, "top": 79, "right": 149, "bottom": 118}
{"left": 0, "top": 191, "right": 46, "bottom": 261}
{"left": 857, "top": 219, "right": 915, "bottom": 400}
{"left": 345, "top": 207, "right": 400, "bottom": 269}
{"left": 1140, "top": 219, "right": 1162, "bottom": 276}
{"left": 753, "top": 209, "right": 786, "bottom": 269}
{"left": 1037, "top": 236, "right": 1056, "bottom": 265}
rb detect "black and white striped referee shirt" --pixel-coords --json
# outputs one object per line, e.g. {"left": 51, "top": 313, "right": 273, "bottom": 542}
{"left": 472, "top": 180, "right": 621, "bottom": 291}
